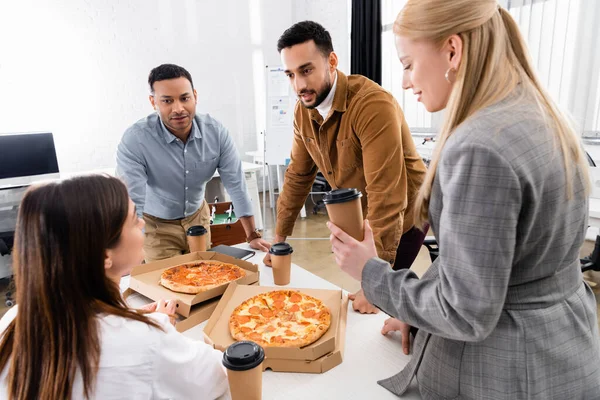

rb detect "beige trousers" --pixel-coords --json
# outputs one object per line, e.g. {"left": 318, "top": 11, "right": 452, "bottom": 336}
{"left": 143, "top": 200, "right": 211, "bottom": 263}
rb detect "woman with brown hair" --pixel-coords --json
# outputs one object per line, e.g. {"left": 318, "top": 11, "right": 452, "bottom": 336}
{"left": 0, "top": 175, "right": 229, "bottom": 399}
{"left": 329, "top": 0, "right": 600, "bottom": 398}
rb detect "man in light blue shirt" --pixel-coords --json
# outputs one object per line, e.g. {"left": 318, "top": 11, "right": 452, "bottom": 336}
{"left": 117, "top": 64, "right": 269, "bottom": 261}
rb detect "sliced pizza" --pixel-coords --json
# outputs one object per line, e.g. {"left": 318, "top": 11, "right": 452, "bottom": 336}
{"left": 160, "top": 260, "right": 246, "bottom": 294}
{"left": 229, "top": 290, "right": 331, "bottom": 348}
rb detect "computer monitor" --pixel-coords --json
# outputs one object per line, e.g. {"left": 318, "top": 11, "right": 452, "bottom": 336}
{"left": 0, "top": 132, "right": 60, "bottom": 188}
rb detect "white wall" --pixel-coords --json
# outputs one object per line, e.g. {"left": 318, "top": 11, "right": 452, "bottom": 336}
{"left": 293, "top": 0, "right": 351, "bottom": 74}
{"left": 0, "top": 0, "right": 293, "bottom": 173}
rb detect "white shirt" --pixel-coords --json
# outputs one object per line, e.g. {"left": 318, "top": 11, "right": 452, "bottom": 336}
{"left": 0, "top": 306, "right": 231, "bottom": 399}
{"left": 315, "top": 72, "right": 338, "bottom": 121}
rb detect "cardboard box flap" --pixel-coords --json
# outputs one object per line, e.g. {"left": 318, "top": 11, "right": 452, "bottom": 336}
{"left": 128, "top": 252, "right": 258, "bottom": 317}
{"left": 204, "top": 283, "right": 343, "bottom": 362}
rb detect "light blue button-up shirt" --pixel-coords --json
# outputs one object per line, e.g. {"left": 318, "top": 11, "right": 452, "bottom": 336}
{"left": 116, "top": 113, "right": 252, "bottom": 220}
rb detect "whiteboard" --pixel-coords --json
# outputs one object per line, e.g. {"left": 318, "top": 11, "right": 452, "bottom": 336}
{"left": 265, "top": 66, "right": 295, "bottom": 165}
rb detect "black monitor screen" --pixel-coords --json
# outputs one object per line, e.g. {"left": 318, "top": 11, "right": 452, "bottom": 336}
{"left": 0, "top": 133, "right": 59, "bottom": 179}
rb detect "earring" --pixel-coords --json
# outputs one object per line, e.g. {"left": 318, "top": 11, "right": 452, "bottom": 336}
{"left": 445, "top": 67, "right": 457, "bottom": 83}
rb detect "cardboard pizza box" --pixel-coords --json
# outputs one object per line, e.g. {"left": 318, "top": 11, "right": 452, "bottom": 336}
{"left": 128, "top": 252, "right": 259, "bottom": 317}
{"left": 263, "top": 293, "right": 348, "bottom": 373}
{"left": 124, "top": 282, "right": 260, "bottom": 333}
{"left": 174, "top": 296, "right": 221, "bottom": 333}
{"left": 204, "top": 282, "right": 345, "bottom": 363}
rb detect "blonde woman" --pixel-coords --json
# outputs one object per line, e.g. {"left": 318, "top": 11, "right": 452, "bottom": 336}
{"left": 328, "top": 1, "right": 600, "bottom": 398}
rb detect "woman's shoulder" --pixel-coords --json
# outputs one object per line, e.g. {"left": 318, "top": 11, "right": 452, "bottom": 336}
{"left": 99, "top": 311, "right": 171, "bottom": 341}
{"left": 0, "top": 306, "right": 172, "bottom": 351}
{"left": 448, "top": 96, "right": 549, "bottom": 158}
{"left": 96, "top": 312, "right": 174, "bottom": 368}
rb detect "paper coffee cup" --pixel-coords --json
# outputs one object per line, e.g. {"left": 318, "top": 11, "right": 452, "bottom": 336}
{"left": 323, "top": 188, "right": 364, "bottom": 241}
{"left": 269, "top": 242, "right": 293, "bottom": 285}
{"left": 186, "top": 225, "right": 208, "bottom": 252}
{"left": 222, "top": 341, "right": 265, "bottom": 400}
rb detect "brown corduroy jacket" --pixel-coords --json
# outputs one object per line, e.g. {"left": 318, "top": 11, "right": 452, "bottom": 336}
{"left": 276, "top": 71, "right": 426, "bottom": 264}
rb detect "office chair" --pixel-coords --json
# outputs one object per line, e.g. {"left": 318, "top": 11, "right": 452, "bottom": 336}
{"left": 581, "top": 235, "right": 600, "bottom": 272}
{"left": 310, "top": 172, "right": 331, "bottom": 214}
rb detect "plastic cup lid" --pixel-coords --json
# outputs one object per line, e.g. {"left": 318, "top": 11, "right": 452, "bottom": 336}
{"left": 222, "top": 341, "right": 265, "bottom": 371}
{"left": 269, "top": 242, "right": 294, "bottom": 256}
{"left": 322, "top": 188, "right": 362, "bottom": 205}
{"left": 186, "top": 225, "right": 207, "bottom": 236}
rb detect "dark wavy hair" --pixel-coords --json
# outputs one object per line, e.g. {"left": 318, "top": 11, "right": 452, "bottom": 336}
{"left": 277, "top": 21, "right": 334, "bottom": 57}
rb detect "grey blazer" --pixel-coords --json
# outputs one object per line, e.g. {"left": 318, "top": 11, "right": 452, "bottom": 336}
{"left": 362, "top": 93, "right": 600, "bottom": 399}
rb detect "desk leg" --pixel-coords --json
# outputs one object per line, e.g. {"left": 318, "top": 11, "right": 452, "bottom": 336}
{"left": 276, "top": 165, "right": 284, "bottom": 197}
{"left": 267, "top": 165, "right": 275, "bottom": 208}
{"left": 246, "top": 171, "right": 263, "bottom": 230}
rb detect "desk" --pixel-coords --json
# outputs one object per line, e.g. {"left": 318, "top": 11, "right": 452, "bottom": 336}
{"left": 0, "top": 168, "right": 115, "bottom": 279}
{"left": 245, "top": 151, "right": 283, "bottom": 209}
{"left": 122, "top": 244, "right": 421, "bottom": 400}
{"left": 245, "top": 151, "right": 309, "bottom": 219}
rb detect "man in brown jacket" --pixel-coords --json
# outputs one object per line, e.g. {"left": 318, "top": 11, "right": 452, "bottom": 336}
{"left": 265, "top": 21, "right": 427, "bottom": 313}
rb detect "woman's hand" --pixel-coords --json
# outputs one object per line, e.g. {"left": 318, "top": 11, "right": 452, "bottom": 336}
{"left": 328, "top": 220, "right": 378, "bottom": 281}
{"left": 156, "top": 299, "right": 177, "bottom": 326}
{"left": 381, "top": 318, "right": 413, "bottom": 355}
{"left": 140, "top": 300, "right": 177, "bottom": 326}
{"left": 139, "top": 302, "right": 158, "bottom": 312}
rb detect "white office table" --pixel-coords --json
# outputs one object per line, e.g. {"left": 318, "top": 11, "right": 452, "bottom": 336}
{"left": 589, "top": 198, "right": 600, "bottom": 229}
{"left": 121, "top": 244, "right": 421, "bottom": 400}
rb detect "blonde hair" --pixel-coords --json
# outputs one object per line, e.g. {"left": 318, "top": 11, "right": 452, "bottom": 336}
{"left": 394, "top": 0, "right": 591, "bottom": 229}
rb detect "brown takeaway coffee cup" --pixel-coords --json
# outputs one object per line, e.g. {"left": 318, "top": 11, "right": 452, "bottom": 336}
{"left": 186, "top": 225, "right": 208, "bottom": 253}
{"left": 269, "top": 242, "right": 293, "bottom": 285}
{"left": 222, "top": 341, "right": 265, "bottom": 400}
{"left": 323, "top": 188, "right": 364, "bottom": 241}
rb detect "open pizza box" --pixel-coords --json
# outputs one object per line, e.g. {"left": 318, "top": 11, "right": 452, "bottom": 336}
{"left": 127, "top": 251, "right": 259, "bottom": 319}
{"left": 123, "top": 282, "right": 260, "bottom": 334}
{"left": 204, "top": 282, "right": 349, "bottom": 373}
{"left": 123, "top": 287, "right": 221, "bottom": 333}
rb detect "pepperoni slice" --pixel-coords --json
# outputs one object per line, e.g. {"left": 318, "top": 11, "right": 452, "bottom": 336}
{"left": 248, "top": 306, "right": 261, "bottom": 315}
{"left": 273, "top": 301, "right": 285, "bottom": 309}
{"left": 249, "top": 332, "right": 262, "bottom": 341}
{"left": 240, "top": 327, "right": 252, "bottom": 333}
{"left": 314, "top": 311, "right": 327, "bottom": 319}
{"left": 285, "top": 329, "right": 296, "bottom": 336}
{"left": 273, "top": 293, "right": 286, "bottom": 301}
{"left": 289, "top": 304, "right": 300, "bottom": 312}
{"left": 263, "top": 325, "right": 276, "bottom": 333}
{"left": 236, "top": 315, "right": 251, "bottom": 324}
{"left": 261, "top": 309, "right": 275, "bottom": 318}
{"left": 270, "top": 336, "right": 285, "bottom": 343}
{"left": 302, "top": 310, "right": 316, "bottom": 318}
{"left": 301, "top": 302, "right": 316, "bottom": 310}
{"left": 289, "top": 293, "right": 302, "bottom": 303}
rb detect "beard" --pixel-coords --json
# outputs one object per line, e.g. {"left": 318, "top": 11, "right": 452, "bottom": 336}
{"left": 299, "top": 73, "right": 333, "bottom": 109}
